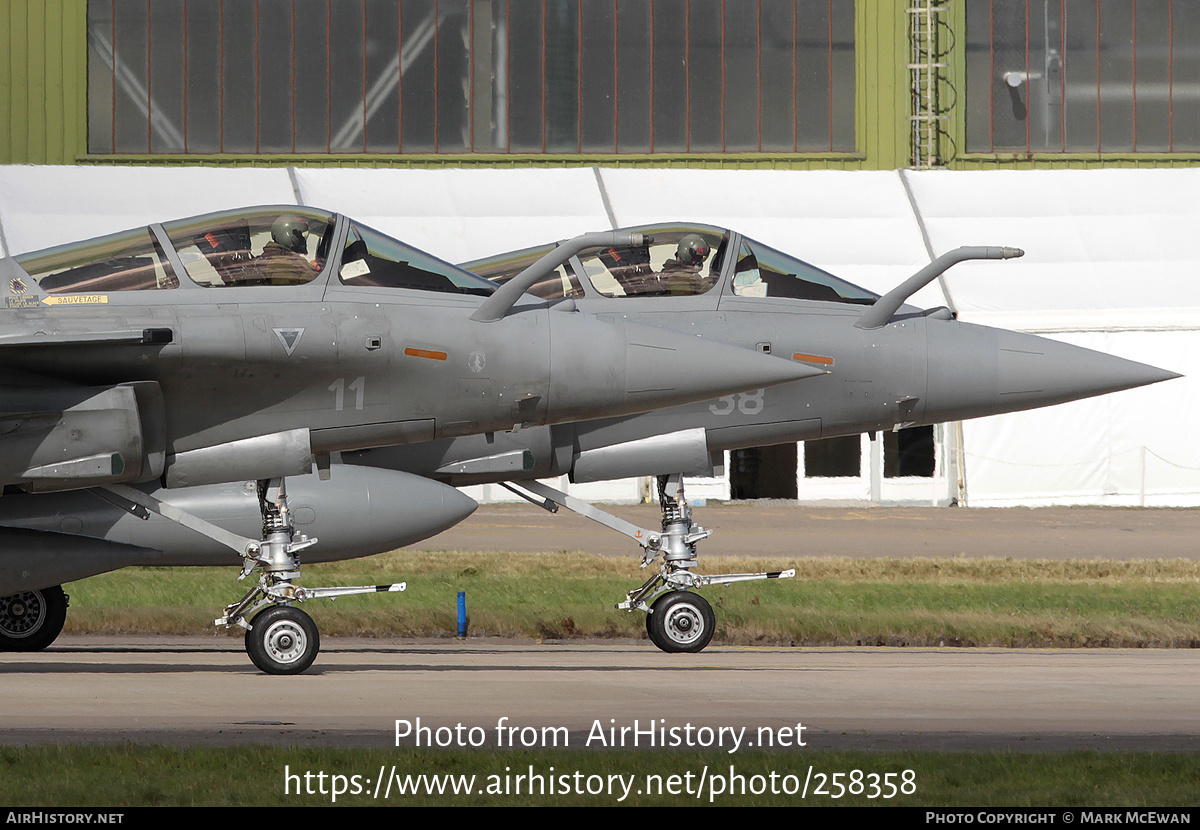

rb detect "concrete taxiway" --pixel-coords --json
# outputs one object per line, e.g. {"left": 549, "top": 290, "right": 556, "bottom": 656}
{"left": 2, "top": 636, "right": 1198, "bottom": 751}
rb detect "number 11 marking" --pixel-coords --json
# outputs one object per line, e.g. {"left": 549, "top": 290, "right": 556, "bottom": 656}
{"left": 329, "top": 376, "right": 366, "bottom": 411}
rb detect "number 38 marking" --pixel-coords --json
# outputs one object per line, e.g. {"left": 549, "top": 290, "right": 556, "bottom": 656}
{"left": 709, "top": 389, "right": 764, "bottom": 416}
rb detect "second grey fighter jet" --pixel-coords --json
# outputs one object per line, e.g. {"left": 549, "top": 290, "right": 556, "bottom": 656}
{"left": 350, "top": 225, "right": 1178, "bottom": 650}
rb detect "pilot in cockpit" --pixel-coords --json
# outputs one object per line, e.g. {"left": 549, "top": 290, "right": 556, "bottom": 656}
{"left": 659, "top": 233, "right": 712, "bottom": 295}
{"left": 256, "top": 215, "right": 321, "bottom": 284}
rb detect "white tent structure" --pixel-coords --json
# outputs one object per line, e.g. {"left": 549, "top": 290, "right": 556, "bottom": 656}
{"left": 1, "top": 165, "right": 1196, "bottom": 506}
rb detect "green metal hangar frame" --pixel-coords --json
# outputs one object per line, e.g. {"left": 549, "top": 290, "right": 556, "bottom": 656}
{"left": 3, "top": 0, "right": 1199, "bottom": 170}
{"left": 2, "top": 1, "right": 1198, "bottom": 506}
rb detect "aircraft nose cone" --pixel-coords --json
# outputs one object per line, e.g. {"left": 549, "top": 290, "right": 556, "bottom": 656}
{"left": 926, "top": 321, "right": 1181, "bottom": 422}
{"left": 995, "top": 330, "right": 1181, "bottom": 402}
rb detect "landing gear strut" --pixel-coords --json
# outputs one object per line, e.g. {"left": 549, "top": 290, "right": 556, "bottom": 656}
{"left": 101, "top": 479, "right": 406, "bottom": 674}
{"left": 501, "top": 474, "right": 794, "bottom": 654}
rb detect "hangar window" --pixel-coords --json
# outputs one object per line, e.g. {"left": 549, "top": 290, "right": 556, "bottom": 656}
{"left": 966, "top": 0, "right": 1200, "bottom": 153}
{"left": 730, "top": 444, "right": 799, "bottom": 499}
{"left": 16, "top": 228, "right": 179, "bottom": 293}
{"left": 803, "top": 434, "right": 861, "bottom": 478}
{"left": 86, "top": 0, "right": 855, "bottom": 156}
{"left": 884, "top": 426, "right": 935, "bottom": 478}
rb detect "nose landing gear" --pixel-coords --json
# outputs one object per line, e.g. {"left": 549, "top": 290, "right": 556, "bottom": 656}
{"left": 500, "top": 473, "right": 794, "bottom": 654}
{"left": 102, "top": 479, "right": 406, "bottom": 674}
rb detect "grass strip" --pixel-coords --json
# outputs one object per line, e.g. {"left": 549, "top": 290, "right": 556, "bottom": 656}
{"left": 59, "top": 551, "right": 1200, "bottom": 648}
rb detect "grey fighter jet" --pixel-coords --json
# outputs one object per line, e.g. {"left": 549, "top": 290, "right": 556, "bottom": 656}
{"left": 345, "top": 224, "right": 1179, "bottom": 652}
{"left": 0, "top": 209, "right": 817, "bottom": 672}
{"left": 5, "top": 223, "right": 1178, "bottom": 659}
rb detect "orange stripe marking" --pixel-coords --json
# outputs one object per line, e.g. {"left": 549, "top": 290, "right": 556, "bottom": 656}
{"left": 404, "top": 347, "right": 448, "bottom": 361}
{"left": 793, "top": 353, "right": 834, "bottom": 365}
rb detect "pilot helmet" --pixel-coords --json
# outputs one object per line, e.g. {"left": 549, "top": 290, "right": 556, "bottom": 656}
{"left": 271, "top": 215, "right": 310, "bottom": 253}
{"left": 675, "top": 234, "right": 710, "bottom": 267}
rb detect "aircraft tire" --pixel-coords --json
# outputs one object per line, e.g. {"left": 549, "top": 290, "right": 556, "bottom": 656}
{"left": 0, "top": 585, "right": 68, "bottom": 652}
{"left": 245, "top": 605, "right": 320, "bottom": 675}
{"left": 646, "top": 591, "right": 714, "bottom": 654}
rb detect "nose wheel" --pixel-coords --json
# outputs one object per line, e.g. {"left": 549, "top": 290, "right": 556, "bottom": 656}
{"left": 646, "top": 591, "right": 714, "bottom": 653}
{"left": 245, "top": 605, "right": 320, "bottom": 675}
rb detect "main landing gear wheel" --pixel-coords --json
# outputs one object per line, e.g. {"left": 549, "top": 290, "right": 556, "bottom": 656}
{"left": 0, "top": 585, "right": 68, "bottom": 652}
{"left": 646, "top": 591, "right": 714, "bottom": 654}
{"left": 245, "top": 605, "right": 320, "bottom": 675}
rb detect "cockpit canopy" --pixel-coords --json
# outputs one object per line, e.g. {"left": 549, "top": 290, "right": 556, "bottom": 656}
{"left": 16, "top": 224, "right": 182, "bottom": 294}
{"left": 464, "top": 223, "right": 879, "bottom": 306}
{"left": 10, "top": 212, "right": 878, "bottom": 309}
{"left": 11, "top": 206, "right": 496, "bottom": 298}
{"left": 161, "top": 207, "right": 335, "bottom": 288}
{"left": 336, "top": 221, "right": 494, "bottom": 296}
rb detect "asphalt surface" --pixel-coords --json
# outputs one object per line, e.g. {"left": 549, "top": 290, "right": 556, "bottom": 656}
{"left": 3, "top": 636, "right": 1199, "bottom": 751}
{"left": 4, "top": 505, "right": 1199, "bottom": 752}
{"left": 407, "top": 502, "right": 1200, "bottom": 560}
